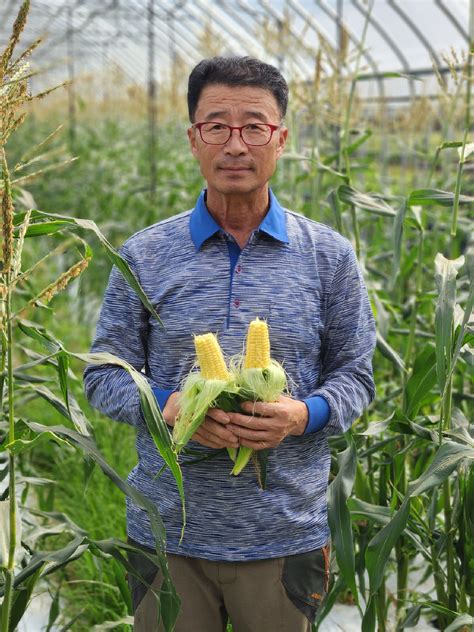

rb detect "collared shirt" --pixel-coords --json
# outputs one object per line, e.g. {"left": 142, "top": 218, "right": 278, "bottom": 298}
{"left": 84, "top": 189, "right": 376, "bottom": 561}
{"left": 153, "top": 189, "right": 330, "bottom": 432}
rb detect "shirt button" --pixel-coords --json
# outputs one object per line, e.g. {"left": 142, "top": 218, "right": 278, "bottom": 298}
{"left": 233, "top": 299, "right": 240, "bottom": 308}
{"left": 236, "top": 264, "right": 242, "bottom": 273}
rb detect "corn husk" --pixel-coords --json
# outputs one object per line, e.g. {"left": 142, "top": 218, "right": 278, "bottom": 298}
{"left": 172, "top": 372, "right": 239, "bottom": 451}
{"left": 231, "top": 358, "right": 287, "bottom": 476}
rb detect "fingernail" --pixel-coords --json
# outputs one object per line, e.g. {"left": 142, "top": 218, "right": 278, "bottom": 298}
{"left": 222, "top": 414, "right": 230, "bottom": 423}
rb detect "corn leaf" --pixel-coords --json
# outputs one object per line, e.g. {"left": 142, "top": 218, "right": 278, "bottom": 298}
{"left": 404, "top": 344, "right": 437, "bottom": 418}
{"left": 73, "top": 351, "right": 185, "bottom": 536}
{"left": 408, "top": 189, "right": 474, "bottom": 207}
{"left": 14, "top": 420, "right": 181, "bottom": 631}
{"left": 7, "top": 567, "right": 43, "bottom": 632}
{"left": 27, "top": 384, "right": 90, "bottom": 436}
{"left": 14, "top": 209, "right": 162, "bottom": 326}
{"left": 366, "top": 498, "right": 411, "bottom": 597}
{"left": 366, "top": 441, "right": 474, "bottom": 595}
{"left": 445, "top": 614, "right": 474, "bottom": 632}
{"left": 390, "top": 198, "right": 407, "bottom": 287}
{"left": 18, "top": 319, "right": 61, "bottom": 353}
{"left": 327, "top": 436, "right": 359, "bottom": 606}
{"left": 313, "top": 575, "right": 346, "bottom": 631}
{"left": 337, "top": 185, "right": 397, "bottom": 216}
{"left": 376, "top": 331, "right": 406, "bottom": 373}
{"left": 397, "top": 605, "right": 423, "bottom": 628}
{"left": 327, "top": 189, "right": 344, "bottom": 234}
{"left": 434, "top": 254, "right": 464, "bottom": 393}
{"left": 361, "top": 597, "right": 376, "bottom": 632}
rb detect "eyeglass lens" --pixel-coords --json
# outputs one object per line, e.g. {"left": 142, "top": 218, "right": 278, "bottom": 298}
{"left": 200, "top": 123, "right": 272, "bottom": 145}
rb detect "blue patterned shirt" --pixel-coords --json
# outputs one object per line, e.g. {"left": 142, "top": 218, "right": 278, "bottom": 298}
{"left": 84, "top": 189, "right": 376, "bottom": 561}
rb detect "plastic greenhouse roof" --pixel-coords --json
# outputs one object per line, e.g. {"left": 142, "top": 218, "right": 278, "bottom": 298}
{"left": 0, "top": 0, "right": 471, "bottom": 103}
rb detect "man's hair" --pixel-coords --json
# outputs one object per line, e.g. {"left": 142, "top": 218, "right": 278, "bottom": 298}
{"left": 187, "top": 56, "right": 288, "bottom": 122}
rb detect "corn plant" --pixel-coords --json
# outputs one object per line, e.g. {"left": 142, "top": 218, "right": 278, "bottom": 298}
{"left": 0, "top": 4, "right": 184, "bottom": 631}
{"left": 1, "top": 2, "right": 472, "bottom": 631}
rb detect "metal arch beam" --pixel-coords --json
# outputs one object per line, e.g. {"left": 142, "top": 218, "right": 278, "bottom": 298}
{"left": 351, "top": 0, "right": 415, "bottom": 100}
{"left": 126, "top": 0, "right": 209, "bottom": 64}
{"left": 31, "top": 10, "right": 155, "bottom": 87}
{"left": 31, "top": 1, "right": 173, "bottom": 84}
{"left": 286, "top": 0, "right": 383, "bottom": 99}
{"left": 312, "top": 0, "right": 385, "bottom": 99}
{"left": 434, "top": 0, "right": 469, "bottom": 42}
{"left": 386, "top": 0, "right": 443, "bottom": 71}
{"left": 149, "top": 18, "right": 202, "bottom": 67}
{"left": 185, "top": 0, "right": 264, "bottom": 57}
{"left": 32, "top": 1, "right": 121, "bottom": 60}
{"left": 30, "top": 0, "right": 81, "bottom": 43}
{"left": 285, "top": 0, "right": 340, "bottom": 54}
{"left": 187, "top": 0, "right": 267, "bottom": 59}
{"left": 254, "top": 0, "right": 318, "bottom": 77}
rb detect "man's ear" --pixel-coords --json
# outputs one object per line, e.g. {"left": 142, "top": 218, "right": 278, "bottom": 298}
{"left": 276, "top": 126, "right": 288, "bottom": 160}
{"left": 188, "top": 126, "right": 199, "bottom": 159}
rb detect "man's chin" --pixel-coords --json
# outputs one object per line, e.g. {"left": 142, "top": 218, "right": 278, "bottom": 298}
{"left": 213, "top": 178, "right": 259, "bottom": 196}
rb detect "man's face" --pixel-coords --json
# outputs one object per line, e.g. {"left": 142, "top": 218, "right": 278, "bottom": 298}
{"left": 187, "top": 84, "right": 288, "bottom": 197}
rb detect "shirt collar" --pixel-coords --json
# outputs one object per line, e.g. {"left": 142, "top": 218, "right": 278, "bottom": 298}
{"left": 189, "top": 188, "right": 289, "bottom": 250}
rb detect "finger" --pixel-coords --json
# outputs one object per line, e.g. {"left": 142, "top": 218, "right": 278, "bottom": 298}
{"left": 202, "top": 418, "right": 240, "bottom": 446}
{"left": 227, "top": 412, "right": 270, "bottom": 430}
{"left": 227, "top": 424, "right": 277, "bottom": 443}
{"left": 240, "top": 400, "right": 280, "bottom": 417}
{"left": 207, "top": 408, "right": 231, "bottom": 424}
{"left": 192, "top": 429, "right": 223, "bottom": 449}
{"left": 239, "top": 438, "right": 275, "bottom": 451}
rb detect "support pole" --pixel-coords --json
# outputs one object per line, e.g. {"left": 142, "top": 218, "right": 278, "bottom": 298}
{"left": 148, "top": 0, "right": 158, "bottom": 209}
{"left": 66, "top": 2, "right": 76, "bottom": 151}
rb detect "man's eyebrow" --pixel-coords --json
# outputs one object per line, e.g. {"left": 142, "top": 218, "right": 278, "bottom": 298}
{"left": 204, "top": 110, "right": 227, "bottom": 121}
{"left": 244, "top": 111, "right": 269, "bottom": 122}
{"left": 202, "top": 110, "right": 270, "bottom": 122}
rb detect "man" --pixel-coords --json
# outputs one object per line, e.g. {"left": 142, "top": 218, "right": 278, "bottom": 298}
{"left": 84, "top": 56, "right": 376, "bottom": 632}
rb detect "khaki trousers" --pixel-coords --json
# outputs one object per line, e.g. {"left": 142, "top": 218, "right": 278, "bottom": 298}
{"left": 128, "top": 539, "right": 330, "bottom": 632}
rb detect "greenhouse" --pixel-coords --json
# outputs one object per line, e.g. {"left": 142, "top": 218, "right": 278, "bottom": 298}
{"left": 0, "top": 1, "right": 473, "bottom": 631}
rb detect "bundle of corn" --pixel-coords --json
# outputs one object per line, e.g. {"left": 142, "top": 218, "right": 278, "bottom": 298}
{"left": 231, "top": 318, "right": 287, "bottom": 476}
{"left": 172, "top": 333, "right": 239, "bottom": 451}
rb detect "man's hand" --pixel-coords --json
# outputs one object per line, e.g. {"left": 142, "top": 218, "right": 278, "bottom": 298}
{"left": 192, "top": 408, "right": 240, "bottom": 450}
{"left": 162, "top": 392, "right": 181, "bottom": 427}
{"left": 162, "top": 393, "right": 240, "bottom": 450}
{"left": 226, "top": 395, "right": 308, "bottom": 450}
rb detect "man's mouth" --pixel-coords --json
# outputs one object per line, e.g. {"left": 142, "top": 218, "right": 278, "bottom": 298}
{"left": 218, "top": 165, "right": 253, "bottom": 171}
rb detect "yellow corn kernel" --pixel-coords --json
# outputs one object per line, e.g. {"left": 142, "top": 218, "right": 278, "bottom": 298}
{"left": 244, "top": 318, "right": 271, "bottom": 369}
{"left": 194, "top": 333, "right": 231, "bottom": 380}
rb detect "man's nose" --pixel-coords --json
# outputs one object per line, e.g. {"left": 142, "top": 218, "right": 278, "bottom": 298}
{"left": 224, "top": 129, "right": 248, "bottom": 154}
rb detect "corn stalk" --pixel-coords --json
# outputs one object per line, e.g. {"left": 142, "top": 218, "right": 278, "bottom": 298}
{"left": 0, "top": 5, "right": 183, "bottom": 630}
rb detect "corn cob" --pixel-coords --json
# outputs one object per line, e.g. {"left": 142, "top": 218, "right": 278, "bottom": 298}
{"left": 173, "top": 333, "right": 238, "bottom": 451}
{"left": 244, "top": 318, "right": 271, "bottom": 369}
{"left": 232, "top": 318, "right": 286, "bottom": 477}
{"left": 195, "top": 333, "right": 232, "bottom": 381}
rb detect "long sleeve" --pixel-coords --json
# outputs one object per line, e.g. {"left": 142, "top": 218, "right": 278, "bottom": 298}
{"left": 308, "top": 243, "right": 376, "bottom": 436}
{"left": 83, "top": 243, "right": 157, "bottom": 427}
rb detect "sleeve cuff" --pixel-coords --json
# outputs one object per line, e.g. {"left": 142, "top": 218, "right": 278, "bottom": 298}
{"left": 303, "top": 395, "right": 331, "bottom": 434}
{"left": 152, "top": 387, "right": 175, "bottom": 412}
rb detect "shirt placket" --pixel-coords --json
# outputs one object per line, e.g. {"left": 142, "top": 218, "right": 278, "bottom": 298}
{"left": 224, "top": 230, "right": 259, "bottom": 329}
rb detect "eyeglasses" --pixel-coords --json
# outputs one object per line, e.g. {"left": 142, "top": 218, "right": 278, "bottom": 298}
{"left": 193, "top": 122, "right": 280, "bottom": 146}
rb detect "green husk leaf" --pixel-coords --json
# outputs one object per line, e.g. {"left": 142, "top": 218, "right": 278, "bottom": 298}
{"left": 231, "top": 360, "right": 287, "bottom": 477}
{"left": 173, "top": 373, "right": 239, "bottom": 450}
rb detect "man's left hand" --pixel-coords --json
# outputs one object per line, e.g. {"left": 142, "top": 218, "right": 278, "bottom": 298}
{"left": 226, "top": 395, "right": 308, "bottom": 450}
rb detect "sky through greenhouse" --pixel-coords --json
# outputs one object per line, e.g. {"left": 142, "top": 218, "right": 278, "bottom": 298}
{"left": 0, "top": 0, "right": 471, "bottom": 103}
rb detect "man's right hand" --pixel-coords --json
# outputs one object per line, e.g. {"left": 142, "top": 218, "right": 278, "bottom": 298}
{"left": 162, "top": 393, "right": 240, "bottom": 450}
